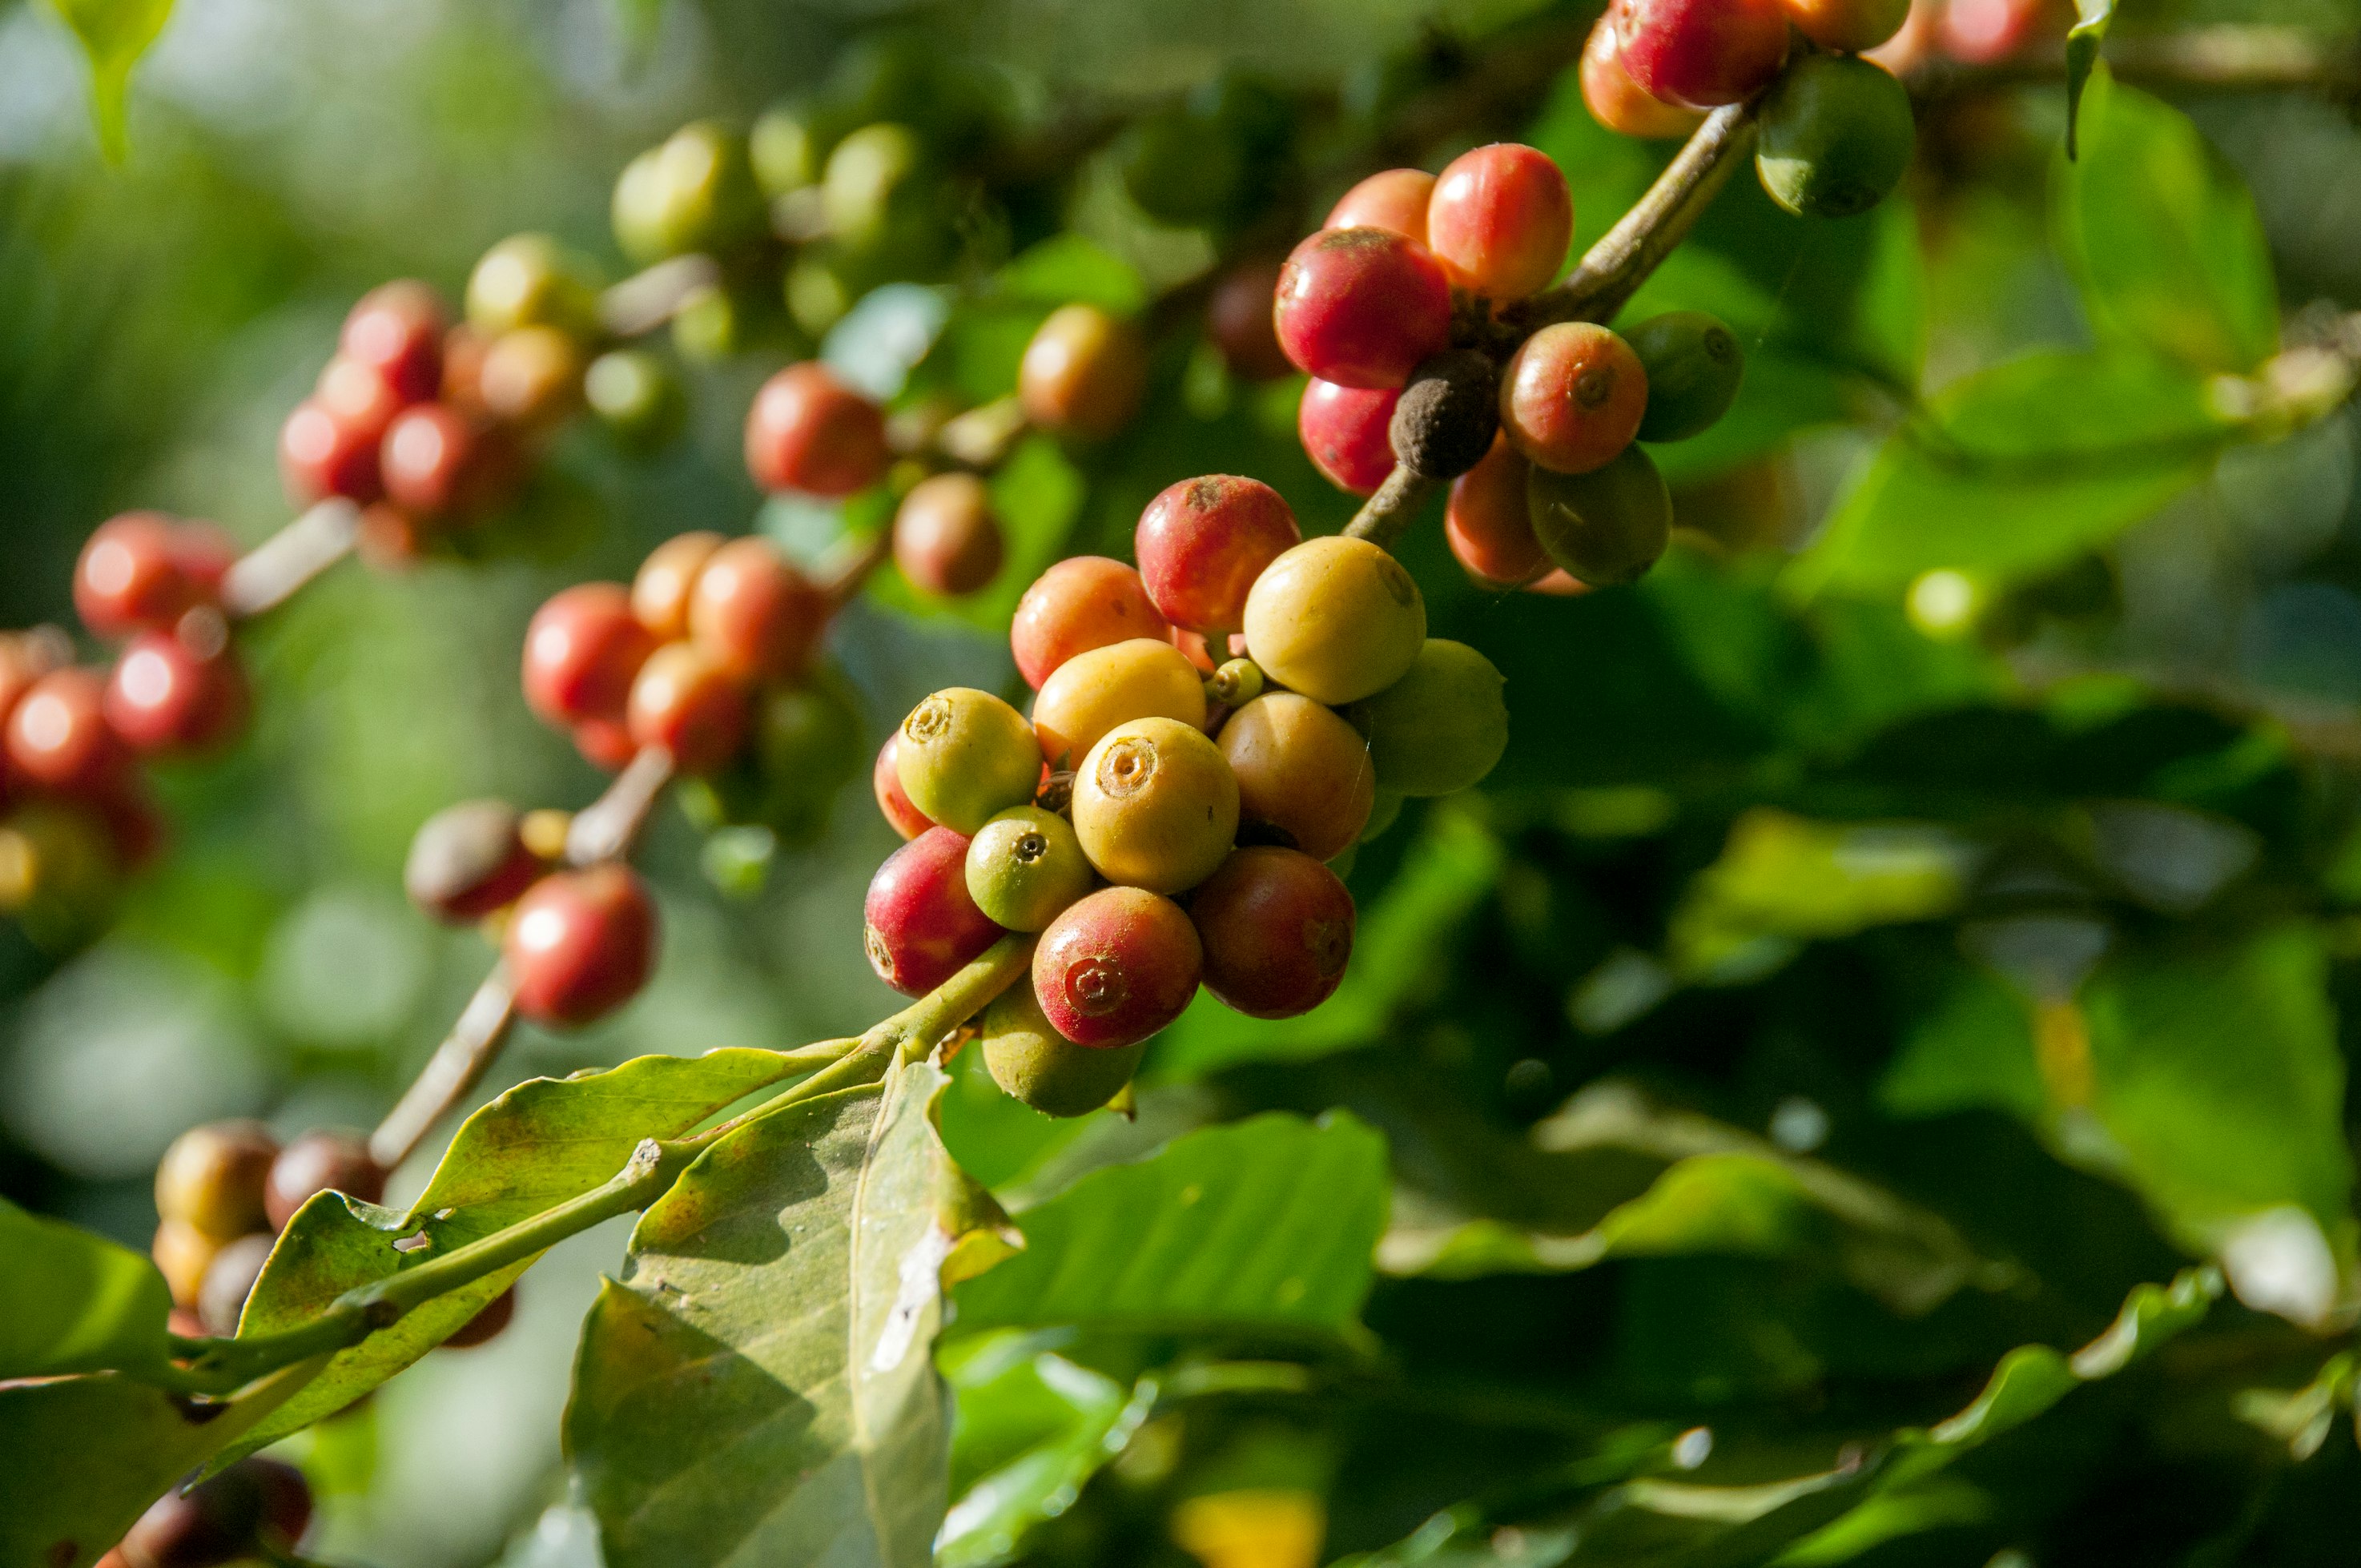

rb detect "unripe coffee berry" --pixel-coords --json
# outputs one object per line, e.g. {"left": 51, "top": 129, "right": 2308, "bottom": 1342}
{"left": 864, "top": 826, "right": 1004, "bottom": 995}
{"left": 716, "top": 672, "right": 867, "bottom": 848}
{"left": 1526, "top": 443, "right": 1673, "bottom": 585}
{"left": 1627, "top": 312, "right": 1745, "bottom": 442}
{"left": 1299, "top": 379, "right": 1400, "bottom": 497}
{"left": 196, "top": 1232, "right": 273, "bottom": 1337}
{"left": 279, "top": 400, "right": 383, "bottom": 506}
{"left": 1072, "top": 717, "right": 1240, "bottom": 895}
{"left": 1426, "top": 143, "right": 1573, "bottom": 302}
{"left": 341, "top": 280, "right": 446, "bottom": 404}
{"left": 1241, "top": 536, "right": 1426, "bottom": 706}
{"left": 1756, "top": 54, "right": 1917, "bottom": 219}
{"left": 151, "top": 1218, "right": 218, "bottom": 1310}
{"left": 1325, "top": 167, "right": 1435, "bottom": 244}
{"left": 0, "top": 798, "right": 122, "bottom": 948}
{"left": 1349, "top": 639, "right": 1510, "bottom": 798}
{"left": 897, "top": 687, "right": 1042, "bottom": 834}
{"left": 585, "top": 349, "right": 686, "bottom": 452}
{"left": 1010, "top": 556, "right": 1170, "bottom": 690}
{"left": 76, "top": 513, "right": 207, "bottom": 639}
{"left": 1032, "top": 886, "right": 1202, "bottom": 1047}
{"left": 1207, "top": 258, "right": 1293, "bottom": 382}
{"left": 873, "top": 731, "right": 933, "bottom": 840}
{"left": 1581, "top": 16, "right": 1706, "bottom": 139}
{"left": 1616, "top": 0, "right": 1790, "bottom": 110}
{"left": 1218, "top": 692, "right": 1375, "bottom": 862}
{"left": 745, "top": 362, "right": 891, "bottom": 497}
{"left": 480, "top": 325, "right": 587, "bottom": 430}
{"left": 965, "top": 806, "right": 1095, "bottom": 932}
{"left": 1500, "top": 322, "right": 1648, "bottom": 475}
{"left": 631, "top": 531, "right": 726, "bottom": 642}
{"left": 1019, "top": 304, "right": 1148, "bottom": 441}
{"left": 6, "top": 667, "right": 128, "bottom": 794}
{"left": 264, "top": 1128, "right": 385, "bottom": 1231}
{"left": 522, "top": 584, "right": 657, "bottom": 729}
{"left": 1206, "top": 657, "right": 1264, "bottom": 710}
{"left": 1030, "top": 637, "right": 1207, "bottom": 772}
{"left": 982, "top": 979, "right": 1147, "bottom": 1118}
{"left": 688, "top": 537, "right": 829, "bottom": 685}
{"left": 1136, "top": 475, "right": 1301, "bottom": 636}
{"left": 627, "top": 642, "right": 750, "bottom": 775}
{"left": 1446, "top": 434, "right": 1550, "bottom": 587}
{"left": 1390, "top": 349, "right": 1500, "bottom": 480}
{"left": 613, "top": 120, "right": 766, "bottom": 263}
{"left": 505, "top": 865, "right": 659, "bottom": 1027}
{"left": 1274, "top": 227, "right": 1453, "bottom": 390}
{"left": 1780, "top": 0, "right": 1911, "bottom": 52}
{"left": 1191, "top": 846, "right": 1356, "bottom": 1019}
{"left": 895, "top": 473, "right": 1005, "bottom": 597}
{"left": 155, "top": 1120, "right": 278, "bottom": 1241}
{"left": 443, "top": 1284, "right": 518, "bottom": 1349}
{"left": 404, "top": 798, "right": 543, "bottom": 923}
{"left": 105, "top": 630, "right": 247, "bottom": 756}
{"left": 466, "top": 234, "right": 601, "bottom": 340}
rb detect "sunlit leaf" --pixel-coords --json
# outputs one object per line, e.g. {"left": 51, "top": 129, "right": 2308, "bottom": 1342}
{"left": 0, "top": 1196, "right": 172, "bottom": 1380}
{"left": 939, "top": 1340, "right": 1155, "bottom": 1568}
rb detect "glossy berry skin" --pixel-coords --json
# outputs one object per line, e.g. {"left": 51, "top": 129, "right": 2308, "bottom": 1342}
{"left": 630, "top": 531, "right": 726, "bottom": 641}
{"left": 1446, "top": 434, "right": 1551, "bottom": 587}
{"left": 627, "top": 642, "right": 750, "bottom": 775}
{"left": 1617, "top": 0, "right": 1789, "bottom": 110}
{"left": 982, "top": 980, "right": 1147, "bottom": 1117}
{"left": 1274, "top": 227, "right": 1454, "bottom": 391}
{"left": 1526, "top": 443, "right": 1673, "bottom": 586}
{"left": 151, "top": 1218, "right": 219, "bottom": 1310}
{"left": 341, "top": 279, "right": 446, "bottom": 404}
{"left": 1325, "top": 167, "right": 1435, "bottom": 244}
{"left": 965, "top": 806, "right": 1095, "bottom": 932}
{"left": 466, "top": 233, "right": 600, "bottom": 340}
{"left": 1756, "top": 54, "right": 1917, "bottom": 219}
{"left": 1136, "top": 475, "right": 1301, "bottom": 637}
{"left": 280, "top": 400, "right": 383, "bottom": 505}
{"left": 1241, "top": 537, "right": 1426, "bottom": 707}
{"left": 1348, "top": 639, "right": 1510, "bottom": 798}
{"left": 265, "top": 1128, "right": 386, "bottom": 1231}
{"left": 119, "top": 1456, "right": 310, "bottom": 1568}
{"left": 103, "top": 630, "right": 247, "bottom": 756}
{"left": 1218, "top": 693, "right": 1374, "bottom": 862}
{"left": 873, "top": 732, "right": 933, "bottom": 840}
{"left": 505, "top": 865, "right": 658, "bottom": 1027}
{"left": 1627, "top": 312, "right": 1745, "bottom": 442}
{"left": 75, "top": 513, "right": 211, "bottom": 640}
{"left": 1072, "top": 717, "right": 1240, "bottom": 895}
{"left": 1032, "top": 886, "right": 1202, "bottom": 1048}
{"left": 196, "top": 1232, "right": 274, "bottom": 1337}
{"left": 1298, "top": 380, "right": 1398, "bottom": 497}
{"left": 745, "top": 362, "right": 891, "bottom": 497}
{"left": 443, "top": 1284, "right": 518, "bottom": 1348}
{"left": 1782, "top": 0, "right": 1909, "bottom": 50}
{"left": 1207, "top": 258, "right": 1293, "bottom": 382}
{"left": 1010, "top": 557, "right": 1170, "bottom": 690}
{"left": 404, "top": 798, "right": 543, "bottom": 923}
{"left": 1500, "top": 322, "right": 1648, "bottom": 475}
{"left": 382, "top": 403, "right": 511, "bottom": 518}
{"left": 316, "top": 356, "right": 406, "bottom": 444}
{"left": 864, "top": 826, "right": 1004, "bottom": 996}
{"left": 897, "top": 687, "right": 1041, "bottom": 834}
{"left": 689, "top": 537, "right": 829, "bottom": 685}
{"left": 155, "top": 1120, "right": 277, "bottom": 1241}
{"left": 6, "top": 667, "right": 128, "bottom": 794}
{"left": 522, "top": 584, "right": 657, "bottom": 729}
{"left": 1390, "top": 350, "right": 1500, "bottom": 480}
{"left": 895, "top": 473, "right": 1005, "bottom": 597}
{"left": 1426, "top": 143, "right": 1573, "bottom": 302}
{"left": 1191, "top": 847, "right": 1356, "bottom": 1019}
{"left": 1581, "top": 15, "right": 1707, "bottom": 139}
{"left": 1030, "top": 637, "right": 1207, "bottom": 772}
{"left": 1018, "top": 304, "right": 1148, "bottom": 440}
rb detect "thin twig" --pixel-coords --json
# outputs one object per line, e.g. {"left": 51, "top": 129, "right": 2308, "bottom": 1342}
{"left": 220, "top": 501, "right": 362, "bottom": 620}
{"left": 564, "top": 744, "right": 677, "bottom": 866}
{"left": 599, "top": 254, "right": 723, "bottom": 340}
{"left": 368, "top": 964, "right": 520, "bottom": 1173}
{"left": 1342, "top": 468, "right": 1439, "bottom": 549}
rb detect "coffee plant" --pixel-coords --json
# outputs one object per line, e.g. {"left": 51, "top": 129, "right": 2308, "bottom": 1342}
{"left": 6, "top": 0, "right": 2361, "bottom": 1563}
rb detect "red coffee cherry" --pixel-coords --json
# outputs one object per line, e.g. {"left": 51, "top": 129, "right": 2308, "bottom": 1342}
{"left": 1499, "top": 321, "right": 1648, "bottom": 475}
{"left": 626, "top": 641, "right": 750, "bottom": 775}
{"left": 1274, "top": 227, "right": 1454, "bottom": 391}
{"left": 1032, "top": 885, "right": 1202, "bottom": 1047}
{"left": 355, "top": 503, "right": 431, "bottom": 571}
{"left": 1018, "top": 304, "right": 1149, "bottom": 440}
{"left": 155, "top": 1120, "right": 278, "bottom": 1241}
{"left": 1782, "top": 0, "right": 1910, "bottom": 50}
{"left": 894, "top": 472, "right": 1005, "bottom": 597}
{"left": 872, "top": 731, "right": 934, "bottom": 840}
{"left": 1298, "top": 379, "right": 1400, "bottom": 497}
{"left": 314, "top": 356, "right": 405, "bottom": 445}
{"left": 280, "top": 400, "right": 384, "bottom": 506}
{"left": 95, "top": 780, "right": 166, "bottom": 871}
{"left": 6, "top": 667, "right": 128, "bottom": 794}
{"left": 1616, "top": 0, "right": 1790, "bottom": 110}
{"left": 1010, "top": 556, "right": 1169, "bottom": 690}
{"left": 505, "top": 864, "right": 659, "bottom": 1027}
{"left": 1426, "top": 143, "right": 1574, "bottom": 303}
{"left": 1446, "top": 433, "right": 1551, "bottom": 587}
{"left": 573, "top": 717, "right": 640, "bottom": 771}
{"left": 1581, "top": 14, "right": 1707, "bottom": 139}
{"left": 1207, "top": 258, "right": 1293, "bottom": 381}
{"left": 1325, "top": 167, "right": 1436, "bottom": 244}
{"left": 404, "top": 798, "right": 544, "bottom": 924}
{"left": 341, "top": 279, "right": 446, "bottom": 404}
{"left": 1217, "top": 692, "right": 1374, "bottom": 862}
{"left": 1937, "top": 0, "right": 2055, "bottom": 63}
{"left": 631, "top": 530, "right": 726, "bottom": 641}
{"left": 382, "top": 403, "right": 514, "bottom": 518}
{"left": 1135, "top": 475, "right": 1302, "bottom": 637}
{"left": 119, "top": 1455, "right": 310, "bottom": 1568}
{"left": 76, "top": 513, "right": 207, "bottom": 640}
{"left": 169, "top": 522, "right": 237, "bottom": 604}
{"left": 1191, "top": 846, "right": 1355, "bottom": 1019}
{"left": 521, "top": 584, "right": 657, "bottom": 729}
{"left": 745, "top": 362, "right": 890, "bottom": 497}
{"left": 863, "top": 826, "right": 1004, "bottom": 996}
{"left": 443, "top": 1285, "right": 517, "bottom": 1348}
{"left": 103, "top": 629, "right": 248, "bottom": 756}
{"left": 689, "top": 537, "right": 829, "bottom": 685}
{"left": 440, "top": 324, "right": 493, "bottom": 417}
{"left": 264, "top": 1128, "right": 386, "bottom": 1231}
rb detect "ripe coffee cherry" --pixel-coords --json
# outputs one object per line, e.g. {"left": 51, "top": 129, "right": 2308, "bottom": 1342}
{"left": 1191, "top": 847, "right": 1356, "bottom": 1018}
{"left": 585, "top": 349, "right": 686, "bottom": 451}
{"left": 1501, "top": 322, "right": 1648, "bottom": 475}
{"left": 104, "top": 629, "right": 247, "bottom": 756}
{"left": 522, "top": 584, "right": 658, "bottom": 728}
{"left": 1782, "top": 0, "right": 1910, "bottom": 50}
{"left": 480, "top": 325, "right": 586, "bottom": 430}
{"left": 1032, "top": 886, "right": 1202, "bottom": 1047}
{"left": 1757, "top": 54, "right": 1917, "bottom": 219}
{"left": 1010, "top": 557, "right": 1170, "bottom": 690}
{"left": 264, "top": 1129, "right": 385, "bottom": 1231}
{"left": 689, "top": 538, "right": 829, "bottom": 684}
{"left": 746, "top": 362, "right": 891, "bottom": 497}
{"left": 1937, "top": 0, "right": 2052, "bottom": 63}
{"left": 443, "top": 1284, "right": 517, "bottom": 1349}
{"left": 627, "top": 642, "right": 750, "bottom": 775}
{"left": 1616, "top": 0, "right": 1791, "bottom": 109}
{"left": 119, "top": 1456, "right": 311, "bottom": 1568}
{"left": 1391, "top": 350, "right": 1500, "bottom": 480}
{"left": 965, "top": 806, "right": 1095, "bottom": 932}
{"left": 1426, "top": 143, "right": 1573, "bottom": 302}
{"left": 156, "top": 1120, "right": 277, "bottom": 1241}
{"left": 342, "top": 280, "right": 445, "bottom": 404}
{"left": 316, "top": 356, "right": 406, "bottom": 446}
{"left": 897, "top": 687, "right": 1040, "bottom": 834}
{"left": 612, "top": 120, "right": 766, "bottom": 264}
{"left": 1526, "top": 443, "right": 1673, "bottom": 585}
{"left": 873, "top": 732, "right": 933, "bottom": 840}
{"left": 1325, "top": 167, "right": 1435, "bottom": 243}
{"left": 1274, "top": 228, "right": 1453, "bottom": 391}
{"left": 982, "top": 980, "right": 1147, "bottom": 1118}
{"left": 1241, "top": 537, "right": 1426, "bottom": 706}
{"left": 1136, "top": 475, "right": 1301, "bottom": 636}
{"left": 1299, "top": 380, "right": 1399, "bottom": 497}
{"left": 466, "top": 233, "right": 601, "bottom": 340}
{"left": 76, "top": 513, "right": 209, "bottom": 639}
{"left": 6, "top": 667, "right": 128, "bottom": 794}
{"left": 895, "top": 473, "right": 1005, "bottom": 597}
{"left": 1581, "top": 16, "right": 1707, "bottom": 139}
{"left": 1627, "top": 312, "right": 1745, "bottom": 442}
{"left": 573, "top": 717, "right": 638, "bottom": 771}
{"left": 1072, "top": 718, "right": 1240, "bottom": 895}
{"left": 1349, "top": 639, "right": 1510, "bottom": 798}
{"left": 631, "top": 531, "right": 726, "bottom": 641}
{"left": 195, "top": 1232, "right": 273, "bottom": 1336}
{"left": 404, "top": 798, "right": 543, "bottom": 923}
{"left": 1446, "top": 434, "right": 1550, "bottom": 587}
{"left": 864, "top": 826, "right": 1004, "bottom": 995}
{"left": 279, "top": 400, "right": 384, "bottom": 505}
{"left": 1031, "top": 637, "right": 1207, "bottom": 771}
{"left": 382, "top": 403, "right": 513, "bottom": 518}
{"left": 1019, "top": 304, "right": 1148, "bottom": 441}
{"left": 505, "top": 865, "right": 658, "bottom": 1027}
{"left": 1207, "top": 259, "right": 1293, "bottom": 382}
{"left": 1218, "top": 693, "right": 1374, "bottom": 862}
{"left": 440, "top": 324, "right": 493, "bottom": 416}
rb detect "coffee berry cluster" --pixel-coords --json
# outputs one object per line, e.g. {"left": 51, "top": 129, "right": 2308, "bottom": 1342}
{"left": 100, "top": 1453, "right": 311, "bottom": 1568}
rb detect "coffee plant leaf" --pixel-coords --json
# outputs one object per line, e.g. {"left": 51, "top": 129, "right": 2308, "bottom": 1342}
{"left": 938, "top": 1340, "right": 1156, "bottom": 1568}
{"left": 46, "top": 0, "right": 173, "bottom": 161}
{"left": 0, "top": 1195, "right": 173, "bottom": 1381}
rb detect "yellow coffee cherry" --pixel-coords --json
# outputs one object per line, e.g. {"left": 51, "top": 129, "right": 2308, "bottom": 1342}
{"left": 896, "top": 687, "right": 1041, "bottom": 834}
{"left": 1029, "top": 637, "right": 1206, "bottom": 770}
{"left": 1241, "top": 536, "right": 1426, "bottom": 706}
{"left": 1217, "top": 693, "right": 1374, "bottom": 862}
{"left": 1071, "top": 717, "right": 1240, "bottom": 895}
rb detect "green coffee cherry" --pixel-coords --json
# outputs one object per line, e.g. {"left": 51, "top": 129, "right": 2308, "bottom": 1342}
{"left": 1627, "top": 312, "right": 1744, "bottom": 444}
{"left": 898, "top": 687, "right": 1041, "bottom": 835}
{"left": 585, "top": 350, "right": 685, "bottom": 451}
{"left": 0, "top": 800, "right": 122, "bottom": 954}
{"left": 466, "top": 234, "right": 601, "bottom": 340}
{"left": 823, "top": 123, "right": 934, "bottom": 254}
{"left": 1526, "top": 444, "right": 1672, "bottom": 586}
{"left": 612, "top": 121, "right": 767, "bottom": 267}
{"left": 671, "top": 282, "right": 795, "bottom": 364}
{"left": 1756, "top": 54, "right": 1916, "bottom": 220}
{"left": 964, "top": 806, "right": 1095, "bottom": 932}
{"left": 752, "top": 100, "right": 838, "bottom": 197}
{"left": 1349, "top": 640, "right": 1508, "bottom": 798}
{"left": 981, "top": 980, "right": 1148, "bottom": 1118}
{"left": 1361, "top": 790, "right": 1405, "bottom": 844}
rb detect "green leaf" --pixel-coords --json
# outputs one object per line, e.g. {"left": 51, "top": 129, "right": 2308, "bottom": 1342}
{"left": 991, "top": 235, "right": 1148, "bottom": 315}
{"left": 0, "top": 1196, "right": 172, "bottom": 1380}
{"left": 47, "top": 0, "right": 173, "bottom": 161}
{"left": 2063, "top": 0, "right": 2115, "bottom": 157}
{"left": 569, "top": 1059, "right": 978, "bottom": 1568}
{"left": 948, "top": 1112, "right": 1389, "bottom": 1342}
{"left": 938, "top": 1340, "right": 1155, "bottom": 1568}
{"left": 2057, "top": 73, "right": 2279, "bottom": 373}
